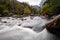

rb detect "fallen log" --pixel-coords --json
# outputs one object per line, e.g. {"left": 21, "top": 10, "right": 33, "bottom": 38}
{"left": 45, "top": 15, "right": 60, "bottom": 36}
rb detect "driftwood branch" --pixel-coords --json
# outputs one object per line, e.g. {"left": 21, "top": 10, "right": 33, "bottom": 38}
{"left": 45, "top": 15, "right": 60, "bottom": 35}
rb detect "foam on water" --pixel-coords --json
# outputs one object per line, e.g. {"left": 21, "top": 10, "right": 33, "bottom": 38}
{"left": 0, "top": 26, "right": 37, "bottom": 40}
{"left": 35, "top": 29, "right": 57, "bottom": 40}
{"left": 1, "top": 16, "right": 56, "bottom": 40}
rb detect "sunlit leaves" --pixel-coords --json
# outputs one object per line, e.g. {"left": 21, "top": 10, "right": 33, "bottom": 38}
{"left": 24, "top": 6, "right": 31, "bottom": 14}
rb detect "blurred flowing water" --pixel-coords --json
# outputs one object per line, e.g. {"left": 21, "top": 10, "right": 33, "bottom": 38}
{"left": 0, "top": 16, "right": 60, "bottom": 40}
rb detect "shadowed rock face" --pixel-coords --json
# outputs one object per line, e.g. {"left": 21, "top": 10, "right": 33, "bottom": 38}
{"left": 45, "top": 15, "right": 60, "bottom": 36}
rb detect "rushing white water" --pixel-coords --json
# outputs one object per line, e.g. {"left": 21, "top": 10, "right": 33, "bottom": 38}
{"left": 0, "top": 16, "right": 47, "bottom": 31}
{"left": 0, "top": 16, "right": 60, "bottom": 40}
{"left": 0, "top": 26, "right": 37, "bottom": 40}
{"left": 34, "top": 29, "right": 60, "bottom": 40}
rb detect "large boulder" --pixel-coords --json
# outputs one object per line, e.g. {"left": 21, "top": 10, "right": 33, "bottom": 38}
{"left": 45, "top": 15, "right": 60, "bottom": 36}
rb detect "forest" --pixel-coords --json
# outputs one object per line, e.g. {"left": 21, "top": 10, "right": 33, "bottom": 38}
{"left": 0, "top": 0, "right": 38, "bottom": 17}
{"left": 0, "top": 0, "right": 60, "bottom": 18}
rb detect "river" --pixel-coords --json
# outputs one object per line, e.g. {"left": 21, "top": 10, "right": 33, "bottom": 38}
{"left": 0, "top": 16, "right": 60, "bottom": 40}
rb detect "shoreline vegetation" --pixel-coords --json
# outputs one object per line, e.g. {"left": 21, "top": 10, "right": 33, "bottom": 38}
{"left": 0, "top": 0, "right": 60, "bottom": 19}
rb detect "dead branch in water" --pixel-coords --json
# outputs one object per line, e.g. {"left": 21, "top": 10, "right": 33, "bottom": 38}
{"left": 45, "top": 15, "right": 60, "bottom": 36}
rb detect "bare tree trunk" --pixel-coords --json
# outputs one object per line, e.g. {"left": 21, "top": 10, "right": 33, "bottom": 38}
{"left": 45, "top": 15, "right": 60, "bottom": 36}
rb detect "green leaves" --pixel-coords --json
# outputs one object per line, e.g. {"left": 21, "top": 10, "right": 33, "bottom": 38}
{"left": 40, "top": 0, "right": 60, "bottom": 17}
{"left": 50, "top": 0, "right": 60, "bottom": 6}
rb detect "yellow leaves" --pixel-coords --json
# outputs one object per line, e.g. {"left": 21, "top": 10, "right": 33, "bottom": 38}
{"left": 24, "top": 6, "right": 31, "bottom": 14}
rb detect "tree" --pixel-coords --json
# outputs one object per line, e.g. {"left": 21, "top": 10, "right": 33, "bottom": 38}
{"left": 40, "top": 0, "right": 60, "bottom": 17}
{"left": 24, "top": 6, "right": 31, "bottom": 15}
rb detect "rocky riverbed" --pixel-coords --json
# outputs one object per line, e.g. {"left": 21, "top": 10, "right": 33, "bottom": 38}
{"left": 0, "top": 15, "right": 60, "bottom": 40}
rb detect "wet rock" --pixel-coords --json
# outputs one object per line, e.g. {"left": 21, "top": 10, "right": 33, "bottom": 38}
{"left": 23, "top": 26, "right": 33, "bottom": 29}
{"left": 21, "top": 18, "right": 27, "bottom": 21}
{"left": 7, "top": 18, "right": 10, "bottom": 19}
{"left": 18, "top": 24, "right": 21, "bottom": 26}
{"left": 45, "top": 15, "right": 60, "bottom": 36}
{"left": 3, "top": 21, "right": 7, "bottom": 23}
{"left": 12, "top": 19, "right": 14, "bottom": 20}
